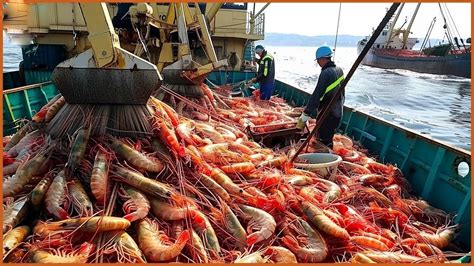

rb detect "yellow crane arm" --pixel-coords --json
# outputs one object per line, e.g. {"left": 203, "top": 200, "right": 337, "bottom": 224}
{"left": 205, "top": 3, "right": 223, "bottom": 22}
{"left": 79, "top": 3, "right": 120, "bottom": 68}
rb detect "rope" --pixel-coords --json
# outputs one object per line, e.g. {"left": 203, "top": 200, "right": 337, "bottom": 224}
{"left": 438, "top": 3, "right": 456, "bottom": 48}
{"left": 333, "top": 3, "right": 342, "bottom": 61}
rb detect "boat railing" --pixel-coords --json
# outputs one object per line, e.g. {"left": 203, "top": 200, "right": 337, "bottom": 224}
{"left": 3, "top": 81, "right": 58, "bottom": 136}
{"left": 3, "top": 81, "right": 53, "bottom": 94}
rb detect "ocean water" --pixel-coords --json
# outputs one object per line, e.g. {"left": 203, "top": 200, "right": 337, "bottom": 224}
{"left": 267, "top": 45, "right": 471, "bottom": 151}
{"left": 3, "top": 37, "right": 22, "bottom": 73}
{"left": 2, "top": 38, "right": 471, "bottom": 150}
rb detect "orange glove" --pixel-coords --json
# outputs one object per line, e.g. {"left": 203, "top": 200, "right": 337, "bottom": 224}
{"left": 252, "top": 89, "right": 261, "bottom": 99}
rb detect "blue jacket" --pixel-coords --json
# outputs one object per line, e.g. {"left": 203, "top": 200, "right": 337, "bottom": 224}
{"left": 304, "top": 61, "right": 345, "bottom": 119}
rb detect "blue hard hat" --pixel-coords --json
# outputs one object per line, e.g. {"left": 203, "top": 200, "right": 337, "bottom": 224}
{"left": 315, "top": 45, "right": 333, "bottom": 60}
{"left": 255, "top": 44, "right": 265, "bottom": 53}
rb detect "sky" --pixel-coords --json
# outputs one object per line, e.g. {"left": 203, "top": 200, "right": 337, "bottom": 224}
{"left": 254, "top": 3, "right": 471, "bottom": 39}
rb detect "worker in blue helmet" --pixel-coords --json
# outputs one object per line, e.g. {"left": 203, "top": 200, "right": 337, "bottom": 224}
{"left": 248, "top": 44, "right": 276, "bottom": 100}
{"left": 296, "top": 45, "right": 345, "bottom": 148}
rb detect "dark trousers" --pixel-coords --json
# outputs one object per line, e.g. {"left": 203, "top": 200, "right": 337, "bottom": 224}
{"left": 317, "top": 114, "right": 341, "bottom": 147}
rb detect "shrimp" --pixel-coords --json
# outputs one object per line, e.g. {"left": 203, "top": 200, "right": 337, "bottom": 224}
{"left": 405, "top": 199, "right": 450, "bottom": 225}
{"left": 90, "top": 150, "right": 110, "bottom": 205}
{"left": 3, "top": 225, "right": 30, "bottom": 255}
{"left": 190, "top": 210, "right": 221, "bottom": 254}
{"left": 29, "top": 242, "right": 95, "bottom": 263}
{"left": 3, "top": 148, "right": 51, "bottom": 197}
{"left": 333, "top": 134, "right": 353, "bottom": 148}
{"left": 153, "top": 97, "right": 180, "bottom": 127}
{"left": 350, "top": 253, "right": 376, "bottom": 263}
{"left": 237, "top": 204, "right": 276, "bottom": 245}
{"left": 109, "top": 137, "right": 164, "bottom": 172}
{"left": 314, "top": 177, "right": 341, "bottom": 203}
{"left": 7, "top": 130, "right": 42, "bottom": 157}
{"left": 189, "top": 229, "right": 209, "bottom": 263}
{"left": 257, "top": 155, "right": 288, "bottom": 168}
{"left": 152, "top": 117, "right": 186, "bottom": 157}
{"left": 68, "top": 176, "right": 94, "bottom": 216}
{"left": 365, "top": 161, "right": 395, "bottom": 175}
{"left": 301, "top": 201, "right": 350, "bottom": 239}
{"left": 210, "top": 167, "right": 245, "bottom": 196}
{"left": 413, "top": 243, "right": 447, "bottom": 262}
{"left": 248, "top": 153, "right": 268, "bottom": 164}
{"left": 149, "top": 198, "right": 196, "bottom": 221}
{"left": 33, "top": 217, "right": 130, "bottom": 238}
{"left": 3, "top": 246, "right": 27, "bottom": 263}
{"left": 359, "top": 174, "right": 388, "bottom": 186}
{"left": 112, "top": 166, "right": 174, "bottom": 199}
{"left": 102, "top": 231, "right": 146, "bottom": 263}
{"left": 281, "top": 218, "right": 328, "bottom": 263}
{"left": 31, "top": 175, "right": 53, "bottom": 210}
{"left": 118, "top": 185, "right": 150, "bottom": 222}
{"left": 3, "top": 196, "right": 30, "bottom": 234}
{"left": 200, "top": 83, "right": 216, "bottom": 103}
{"left": 211, "top": 200, "right": 247, "bottom": 250}
{"left": 31, "top": 94, "right": 61, "bottom": 123}
{"left": 44, "top": 169, "right": 70, "bottom": 220}
{"left": 45, "top": 96, "right": 66, "bottom": 122}
{"left": 264, "top": 246, "right": 298, "bottom": 263}
{"left": 197, "top": 173, "right": 231, "bottom": 202}
{"left": 4, "top": 122, "right": 33, "bottom": 152}
{"left": 215, "top": 126, "right": 237, "bottom": 141}
{"left": 66, "top": 127, "right": 90, "bottom": 171}
{"left": 137, "top": 218, "right": 190, "bottom": 262}
{"left": 200, "top": 143, "right": 245, "bottom": 164}
{"left": 355, "top": 231, "right": 395, "bottom": 249}
{"left": 150, "top": 137, "right": 173, "bottom": 157}
{"left": 32, "top": 105, "right": 49, "bottom": 123}
{"left": 285, "top": 167, "right": 317, "bottom": 177}
{"left": 350, "top": 236, "right": 390, "bottom": 251}
{"left": 418, "top": 227, "right": 457, "bottom": 249}
{"left": 340, "top": 161, "right": 371, "bottom": 175}
{"left": 176, "top": 120, "right": 197, "bottom": 146}
{"left": 220, "top": 162, "right": 255, "bottom": 174}
{"left": 234, "top": 251, "right": 269, "bottom": 263}
{"left": 186, "top": 146, "right": 213, "bottom": 175}
{"left": 3, "top": 148, "right": 30, "bottom": 177}
{"left": 195, "top": 123, "right": 225, "bottom": 143}
{"left": 286, "top": 174, "right": 313, "bottom": 186}
{"left": 356, "top": 251, "right": 421, "bottom": 263}
{"left": 299, "top": 186, "right": 325, "bottom": 204}
{"left": 365, "top": 202, "right": 409, "bottom": 225}
{"left": 331, "top": 203, "right": 379, "bottom": 234}
{"left": 228, "top": 142, "right": 254, "bottom": 155}
{"left": 172, "top": 222, "right": 209, "bottom": 263}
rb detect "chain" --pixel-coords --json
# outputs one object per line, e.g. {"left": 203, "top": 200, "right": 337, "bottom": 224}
{"left": 72, "top": 3, "right": 77, "bottom": 48}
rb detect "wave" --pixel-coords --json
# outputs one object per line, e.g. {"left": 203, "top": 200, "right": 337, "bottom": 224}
{"left": 384, "top": 68, "right": 470, "bottom": 81}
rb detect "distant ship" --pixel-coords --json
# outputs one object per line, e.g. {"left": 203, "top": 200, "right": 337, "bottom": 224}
{"left": 357, "top": 3, "right": 471, "bottom": 78}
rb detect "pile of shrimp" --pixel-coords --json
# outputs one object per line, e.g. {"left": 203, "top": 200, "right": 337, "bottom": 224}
{"left": 3, "top": 94, "right": 465, "bottom": 263}
{"left": 162, "top": 83, "right": 302, "bottom": 133}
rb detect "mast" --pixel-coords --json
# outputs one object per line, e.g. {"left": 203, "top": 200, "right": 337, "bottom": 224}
{"left": 402, "top": 3, "right": 421, "bottom": 49}
{"left": 386, "top": 3, "right": 404, "bottom": 47}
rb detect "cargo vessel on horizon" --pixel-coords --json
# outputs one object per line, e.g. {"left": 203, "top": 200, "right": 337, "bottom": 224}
{"left": 357, "top": 3, "right": 471, "bottom": 78}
